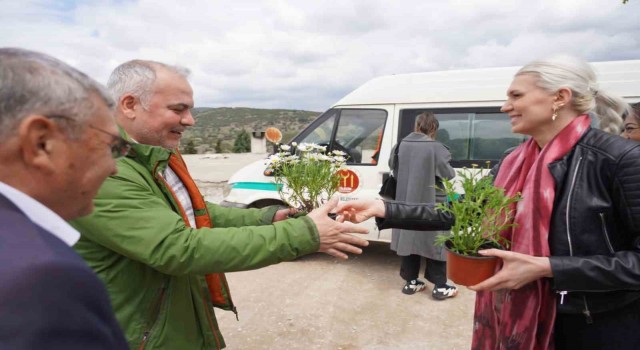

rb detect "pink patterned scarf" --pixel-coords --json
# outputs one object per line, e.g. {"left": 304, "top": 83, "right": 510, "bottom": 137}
{"left": 471, "top": 115, "right": 591, "bottom": 350}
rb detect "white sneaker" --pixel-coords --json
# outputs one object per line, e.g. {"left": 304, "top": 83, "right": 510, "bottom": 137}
{"left": 402, "top": 279, "right": 426, "bottom": 295}
{"left": 432, "top": 284, "right": 458, "bottom": 300}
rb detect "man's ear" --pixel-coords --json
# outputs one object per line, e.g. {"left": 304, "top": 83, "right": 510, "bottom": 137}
{"left": 18, "top": 115, "right": 63, "bottom": 172}
{"left": 120, "top": 94, "right": 139, "bottom": 120}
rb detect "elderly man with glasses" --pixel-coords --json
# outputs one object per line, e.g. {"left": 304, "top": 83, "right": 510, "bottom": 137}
{"left": 0, "top": 48, "right": 128, "bottom": 349}
{"left": 70, "top": 60, "right": 369, "bottom": 350}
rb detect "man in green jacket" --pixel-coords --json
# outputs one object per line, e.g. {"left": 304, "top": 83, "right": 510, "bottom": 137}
{"left": 71, "top": 60, "right": 369, "bottom": 350}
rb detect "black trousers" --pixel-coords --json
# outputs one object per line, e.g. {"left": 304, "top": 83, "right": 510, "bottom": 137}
{"left": 555, "top": 297, "right": 640, "bottom": 350}
{"left": 399, "top": 254, "right": 447, "bottom": 286}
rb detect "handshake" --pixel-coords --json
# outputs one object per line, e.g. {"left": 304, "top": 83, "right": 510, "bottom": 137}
{"left": 303, "top": 197, "right": 453, "bottom": 260}
{"left": 282, "top": 198, "right": 386, "bottom": 260}
{"left": 333, "top": 198, "right": 387, "bottom": 224}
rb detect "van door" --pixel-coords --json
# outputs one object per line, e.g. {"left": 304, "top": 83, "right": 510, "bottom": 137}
{"left": 292, "top": 106, "right": 394, "bottom": 241}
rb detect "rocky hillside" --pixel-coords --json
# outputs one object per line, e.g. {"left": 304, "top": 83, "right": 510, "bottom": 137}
{"left": 180, "top": 107, "right": 321, "bottom": 153}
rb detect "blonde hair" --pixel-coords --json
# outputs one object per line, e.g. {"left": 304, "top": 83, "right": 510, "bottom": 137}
{"left": 517, "top": 55, "right": 629, "bottom": 134}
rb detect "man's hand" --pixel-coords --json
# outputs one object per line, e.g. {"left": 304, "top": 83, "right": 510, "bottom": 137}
{"left": 307, "top": 197, "right": 369, "bottom": 259}
{"left": 468, "top": 249, "right": 553, "bottom": 291}
{"left": 273, "top": 207, "right": 298, "bottom": 222}
{"left": 333, "top": 198, "right": 386, "bottom": 224}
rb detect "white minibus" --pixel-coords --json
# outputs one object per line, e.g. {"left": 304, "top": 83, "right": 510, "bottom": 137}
{"left": 221, "top": 60, "right": 640, "bottom": 242}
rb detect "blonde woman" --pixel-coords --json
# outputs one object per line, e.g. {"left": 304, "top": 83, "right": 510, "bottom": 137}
{"left": 337, "top": 56, "right": 640, "bottom": 349}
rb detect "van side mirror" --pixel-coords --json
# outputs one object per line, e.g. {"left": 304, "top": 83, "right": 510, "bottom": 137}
{"left": 265, "top": 127, "right": 283, "bottom": 154}
{"left": 265, "top": 127, "right": 282, "bottom": 143}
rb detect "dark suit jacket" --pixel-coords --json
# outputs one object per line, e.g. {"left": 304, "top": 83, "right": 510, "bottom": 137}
{"left": 0, "top": 194, "right": 127, "bottom": 350}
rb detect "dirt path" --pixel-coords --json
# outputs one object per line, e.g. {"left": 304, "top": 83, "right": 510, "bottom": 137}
{"left": 216, "top": 242, "right": 475, "bottom": 350}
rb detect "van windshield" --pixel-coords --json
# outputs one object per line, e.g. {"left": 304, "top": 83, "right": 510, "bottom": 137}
{"left": 293, "top": 108, "right": 388, "bottom": 165}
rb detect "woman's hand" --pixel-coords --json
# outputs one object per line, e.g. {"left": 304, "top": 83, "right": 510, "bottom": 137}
{"left": 307, "top": 197, "right": 370, "bottom": 259}
{"left": 334, "top": 199, "right": 386, "bottom": 223}
{"left": 468, "top": 249, "right": 553, "bottom": 291}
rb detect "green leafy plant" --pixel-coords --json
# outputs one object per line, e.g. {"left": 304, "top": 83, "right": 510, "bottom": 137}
{"left": 267, "top": 142, "right": 347, "bottom": 212}
{"left": 435, "top": 165, "right": 521, "bottom": 256}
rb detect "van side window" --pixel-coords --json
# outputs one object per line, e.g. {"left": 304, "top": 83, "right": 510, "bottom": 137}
{"left": 399, "top": 108, "right": 526, "bottom": 167}
{"left": 471, "top": 113, "right": 525, "bottom": 160}
{"left": 435, "top": 113, "right": 469, "bottom": 162}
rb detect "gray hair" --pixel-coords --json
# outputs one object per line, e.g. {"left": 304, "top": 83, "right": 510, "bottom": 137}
{"left": 628, "top": 102, "right": 640, "bottom": 124}
{"left": 0, "top": 48, "right": 114, "bottom": 138}
{"left": 517, "top": 55, "right": 629, "bottom": 134}
{"left": 107, "top": 60, "right": 190, "bottom": 109}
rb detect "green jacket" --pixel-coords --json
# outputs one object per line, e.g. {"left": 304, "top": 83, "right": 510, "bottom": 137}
{"left": 71, "top": 141, "right": 320, "bottom": 349}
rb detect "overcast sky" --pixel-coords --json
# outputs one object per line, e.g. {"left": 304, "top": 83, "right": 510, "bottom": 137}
{"left": 1, "top": 0, "right": 638, "bottom": 111}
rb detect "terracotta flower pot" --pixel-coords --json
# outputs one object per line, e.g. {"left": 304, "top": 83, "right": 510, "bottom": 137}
{"left": 445, "top": 241, "right": 499, "bottom": 287}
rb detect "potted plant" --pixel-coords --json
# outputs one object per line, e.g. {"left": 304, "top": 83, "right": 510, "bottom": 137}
{"left": 266, "top": 142, "right": 347, "bottom": 213}
{"left": 435, "top": 165, "right": 521, "bottom": 286}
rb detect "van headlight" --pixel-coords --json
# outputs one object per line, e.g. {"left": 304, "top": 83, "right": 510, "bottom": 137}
{"left": 222, "top": 183, "right": 233, "bottom": 198}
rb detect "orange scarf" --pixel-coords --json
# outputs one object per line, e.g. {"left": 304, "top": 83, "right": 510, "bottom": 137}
{"left": 165, "top": 153, "right": 234, "bottom": 309}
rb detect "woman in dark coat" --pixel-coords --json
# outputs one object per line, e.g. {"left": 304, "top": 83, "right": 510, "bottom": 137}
{"left": 336, "top": 55, "right": 640, "bottom": 350}
{"left": 390, "top": 112, "right": 457, "bottom": 299}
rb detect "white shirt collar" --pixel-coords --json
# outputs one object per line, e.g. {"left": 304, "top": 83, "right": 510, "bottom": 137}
{"left": 0, "top": 181, "right": 80, "bottom": 246}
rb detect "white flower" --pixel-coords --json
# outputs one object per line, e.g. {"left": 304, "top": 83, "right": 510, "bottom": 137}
{"left": 331, "top": 150, "right": 346, "bottom": 156}
{"left": 318, "top": 154, "right": 332, "bottom": 162}
{"left": 283, "top": 155, "right": 299, "bottom": 163}
{"left": 304, "top": 153, "right": 321, "bottom": 161}
{"left": 332, "top": 155, "right": 346, "bottom": 164}
{"left": 279, "top": 144, "right": 291, "bottom": 152}
{"left": 297, "top": 143, "right": 312, "bottom": 152}
{"left": 291, "top": 142, "right": 298, "bottom": 147}
{"left": 314, "top": 144, "right": 327, "bottom": 152}
{"left": 267, "top": 154, "right": 281, "bottom": 164}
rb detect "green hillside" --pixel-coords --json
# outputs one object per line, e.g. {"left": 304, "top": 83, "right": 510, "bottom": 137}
{"left": 180, "top": 107, "right": 321, "bottom": 153}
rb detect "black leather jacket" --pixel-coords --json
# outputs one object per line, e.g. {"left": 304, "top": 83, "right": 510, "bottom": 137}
{"left": 377, "top": 128, "right": 640, "bottom": 320}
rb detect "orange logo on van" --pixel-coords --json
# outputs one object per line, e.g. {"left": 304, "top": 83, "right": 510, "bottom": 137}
{"left": 337, "top": 169, "right": 359, "bottom": 194}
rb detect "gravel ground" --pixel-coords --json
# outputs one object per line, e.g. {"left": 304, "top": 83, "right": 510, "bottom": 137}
{"left": 186, "top": 153, "right": 475, "bottom": 349}
{"left": 215, "top": 243, "right": 475, "bottom": 350}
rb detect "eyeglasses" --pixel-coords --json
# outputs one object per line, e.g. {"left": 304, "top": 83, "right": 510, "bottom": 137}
{"left": 46, "top": 114, "right": 132, "bottom": 159}
{"left": 87, "top": 125, "right": 132, "bottom": 159}
{"left": 623, "top": 125, "right": 640, "bottom": 134}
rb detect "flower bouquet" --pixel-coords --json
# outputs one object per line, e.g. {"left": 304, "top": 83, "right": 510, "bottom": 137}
{"left": 266, "top": 142, "right": 347, "bottom": 213}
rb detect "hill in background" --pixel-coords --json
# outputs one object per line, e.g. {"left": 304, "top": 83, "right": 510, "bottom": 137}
{"left": 180, "top": 107, "right": 320, "bottom": 153}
